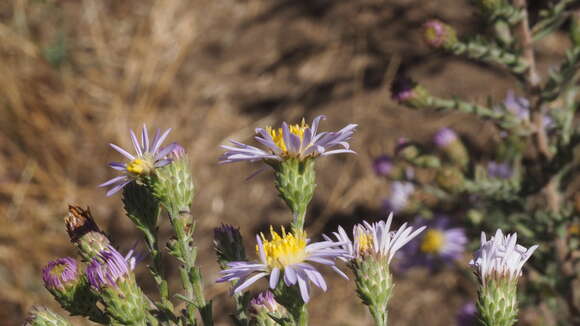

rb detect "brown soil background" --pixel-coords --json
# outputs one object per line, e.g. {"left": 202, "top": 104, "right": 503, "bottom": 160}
{"left": 0, "top": 0, "right": 570, "bottom": 325}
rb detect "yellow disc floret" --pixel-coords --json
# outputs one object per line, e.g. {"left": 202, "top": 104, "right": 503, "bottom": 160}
{"left": 420, "top": 229, "right": 445, "bottom": 254}
{"left": 126, "top": 158, "right": 154, "bottom": 175}
{"left": 266, "top": 119, "right": 309, "bottom": 154}
{"left": 356, "top": 231, "right": 374, "bottom": 255}
{"left": 258, "top": 226, "right": 307, "bottom": 269}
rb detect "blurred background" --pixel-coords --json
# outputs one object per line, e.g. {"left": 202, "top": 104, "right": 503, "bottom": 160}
{"left": 0, "top": 0, "right": 570, "bottom": 325}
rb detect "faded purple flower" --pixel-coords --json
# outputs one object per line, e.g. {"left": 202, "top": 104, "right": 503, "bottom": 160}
{"left": 216, "top": 227, "right": 348, "bottom": 303}
{"left": 383, "top": 181, "right": 415, "bottom": 213}
{"left": 456, "top": 302, "right": 477, "bottom": 326}
{"left": 398, "top": 216, "right": 467, "bottom": 270}
{"left": 219, "top": 115, "right": 357, "bottom": 164}
{"left": 423, "top": 20, "right": 457, "bottom": 48}
{"left": 100, "top": 125, "right": 176, "bottom": 196}
{"left": 487, "top": 161, "right": 513, "bottom": 179}
{"left": 42, "top": 257, "right": 79, "bottom": 290}
{"left": 434, "top": 128, "right": 458, "bottom": 148}
{"left": 373, "top": 155, "right": 394, "bottom": 177}
{"left": 470, "top": 229, "right": 538, "bottom": 284}
{"left": 86, "top": 246, "right": 137, "bottom": 289}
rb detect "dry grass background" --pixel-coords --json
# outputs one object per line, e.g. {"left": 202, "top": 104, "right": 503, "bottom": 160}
{"left": 0, "top": 0, "right": 569, "bottom": 325}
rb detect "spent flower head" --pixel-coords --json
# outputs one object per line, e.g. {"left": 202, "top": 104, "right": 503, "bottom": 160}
{"left": 470, "top": 229, "right": 538, "bottom": 284}
{"left": 423, "top": 20, "right": 458, "bottom": 49}
{"left": 217, "top": 226, "right": 348, "bottom": 302}
{"left": 100, "top": 125, "right": 176, "bottom": 196}
{"left": 219, "top": 115, "right": 357, "bottom": 164}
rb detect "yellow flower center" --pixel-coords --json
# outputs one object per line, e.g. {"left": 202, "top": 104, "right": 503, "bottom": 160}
{"left": 266, "top": 119, "right": 309, "bottom": 153}
{"left": 258, "top": 227, "right": 307, "bottom": 269}
{"left": 420, "top": 229, "right": 445, "bottom": 254}
{"left": 356, "top": 231, "right": 374, "bottom": 255}
{"left": 50, "top": 264, "right": 66, "bottom": 278}
{"left": 126, "top": 158, "right": 153, "bottom": 175}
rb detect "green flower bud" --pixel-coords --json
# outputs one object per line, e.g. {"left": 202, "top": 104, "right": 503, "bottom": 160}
{"left": 477, "top": 278, "right": 518, "bottom": 326}
{"left": 423, "top": 20, "right": 458, "bottom": 50}
{"left": 391, "top": 77, "right": 432, "bottom": 109}
{"left": 24, "top": 307, "right": 72, "bottom": 326}
{"left": 122, "top": 181, "right": 160, "bottom": 231}
{"left": 352, "top": 256, "right": 393, "bottom": 325}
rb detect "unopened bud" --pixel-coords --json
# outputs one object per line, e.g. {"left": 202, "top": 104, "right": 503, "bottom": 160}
{"left": 24, "top": 306, "right": 71, "bottom": 326}
{"left": 391, "top": 77, "right": 431, "bottom": 108}
{"left": 423, "top": 20, "right": 457, "bottom": 49}
{"left": 434, "top": 128, "right": 469, "bottom": 169}
{"left": 214, "top": 224, "right": 246, "bottom": 268}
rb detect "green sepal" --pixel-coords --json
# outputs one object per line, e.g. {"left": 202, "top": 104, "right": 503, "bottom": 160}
{"left": 96, "top": 275, "right": 149, "bottom": 325}
{"left": 477, "top": 278, "right": 518, "bottom": 326}
{"left": 47, "top": 278, "right": 109, "bottom": 324}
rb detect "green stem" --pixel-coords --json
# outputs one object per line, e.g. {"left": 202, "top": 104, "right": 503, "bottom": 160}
{"left": 295, "top": 304, "right": 309, "bottom": 326}
{"left": 449, "top": 40, "right": 528, "bottom": 75}
{"left": 369, "top": 305, "right": 387, "bottom": 326}
{"left": 428, "top": 97, "right": 518, "bottom": 128}
{"left": 291, "top": 207, "right": 307, "bottom": 233}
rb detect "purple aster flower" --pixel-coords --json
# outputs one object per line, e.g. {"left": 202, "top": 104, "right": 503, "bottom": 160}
{"left": 100, "top": 125, "right": 176, "bottom": 196}
{"left": 219, "top": 115, "right": 357, "bottom": 164}
{"left": 487, "top": 161, "right": 513, "bottom": 179}
{"left": 216, "top": 227, "right": 348, "bottom": 303}
{"left": 373, "top": 155, "right": 393, "bottom": 177}
{"left": 383, "top": 181, "right": 415, "bottom": 213}
{"left": 328, "top": 213, "right": 426, "bottom": 264}
{"left": 86, "top": 246, "right": 138, "bottom": 289}
{"left": 249, "top": 291, "right": 281, "bottom": 314}
{"left": 470, "top": 229, "right": 538, "bottom": 284}
{"left": 501, "top": 90, "right": 530, "bottom": 121}
{"left": 434, "top": 128, "right": 458, "bottom": 148}
{"left": 42, "top": 257, "right": 79, "bottom": 290}
{"left": 456, "top": 301, "right": 477, "bottom": 326}
{"left": 398, "top": 216, "right": 467, "bottom": 270}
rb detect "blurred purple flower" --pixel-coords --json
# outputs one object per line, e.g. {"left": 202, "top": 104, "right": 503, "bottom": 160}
{"left": 86, "top": 246, "right": 138, "bottom": 289}
{"left": 42, "top": 257, "right": 79, "bottom": 290}
{"left": 373, "top": 155, "right": 393, "bottom": 177}
{"left": 249, "top": 291, "right": 280, "bottom": 314}
{"left": 383, "top": 181, "right": 415, "bottom": 213}
{"left": 100, "top": 125, "right": 176, "bottom": 196}
{"left": 219, "top": 115, "right": 357, "bottom": 164}
{"left": 434, "top": 128, "right": 458, "bottom": 148}
{"left": 456, "top": 302, "right": 477, "bottom": 326}
{"left": 216, "top": 227, "right": 348, "bottom": 303}
{"left": 398, "top": 216, "right": 467, "bottom": 270}
{"left": 487, "top": 161, "right": 513, "bottom": 179}
{"left": 391, "top": 77, "right": 417, "bottom": 102}
{"left": 498, "top": 91, "right": 554, "bottom": 129}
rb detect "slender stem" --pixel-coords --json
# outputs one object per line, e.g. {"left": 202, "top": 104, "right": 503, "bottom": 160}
{"left": 369, "top": 305, "right": 387, "bottom": 326}
{"left": 291, "top": 207, "right": 307, "bottom": 233}
{"left": 295, "top": 304, "right": 309, "bottom": 326}
{"left": 513, "top": 0, "right": 540, "bottom": 87}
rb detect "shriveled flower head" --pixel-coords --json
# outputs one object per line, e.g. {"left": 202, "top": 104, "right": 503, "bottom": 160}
{"left": 42, "top": 257, "right": 80, "bottom": 290}
{"left": 217, "top": 226, "right": 348, "bottom": 303}
{"left": 86, "top": 246, "right": 138, "bottom": 290}
{"left": 100, "top": 125, "right": 175, "bottom": 196}
{"left": 214, "top": 223, "right": 246, "bottom": 266}
{"left": 434, "top": 128, "right": 458, "bottom": 148}
{"left": 219, "top": 115, "right": 357, "bottom": 164}
{"left": 330, "top": 213, "right": 426, "bottom": 264}
{"left": 249, "top": 290, "right": 280, "bottom": 314}
{"left": 470, "top": 229, "right": 538, "bottom": 284}
{"left": 398, "top": 216, "right": 467, "bottom": 270}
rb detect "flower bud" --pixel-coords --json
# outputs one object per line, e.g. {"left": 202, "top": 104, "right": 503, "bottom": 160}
{"left": 395, "top": 138, "right": 420, "bottom": 161}
{"left": 390, "top": 77, "right": 432, "bottom": 108}
{"left": 434, "top": 128, "right": 469, "bottom": 169}
{"left": 372, "top": 155, "right": 394, "bottom": 177}
{"left": 423, "top": 20, "right": 458, "bottom": 49}
{"left": 122, "top": 181, "right": 159, "bottom": 231}
{"left": 24, "top": 306, "right": 71, "bottom": 326}
{"left": 249, "top": 291, "right": 287, "bottom": 326}
{"left": 65, "top": 206, "right": 110, "bottom": 261}
{"left": 214, "top": 224, "right": 247, "bottom": 268}
{"left": 42, "top": 257, "right": 108, "bottom": 323}
{"left": 436, "top": 166, "right": 465, "bottom": 192}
